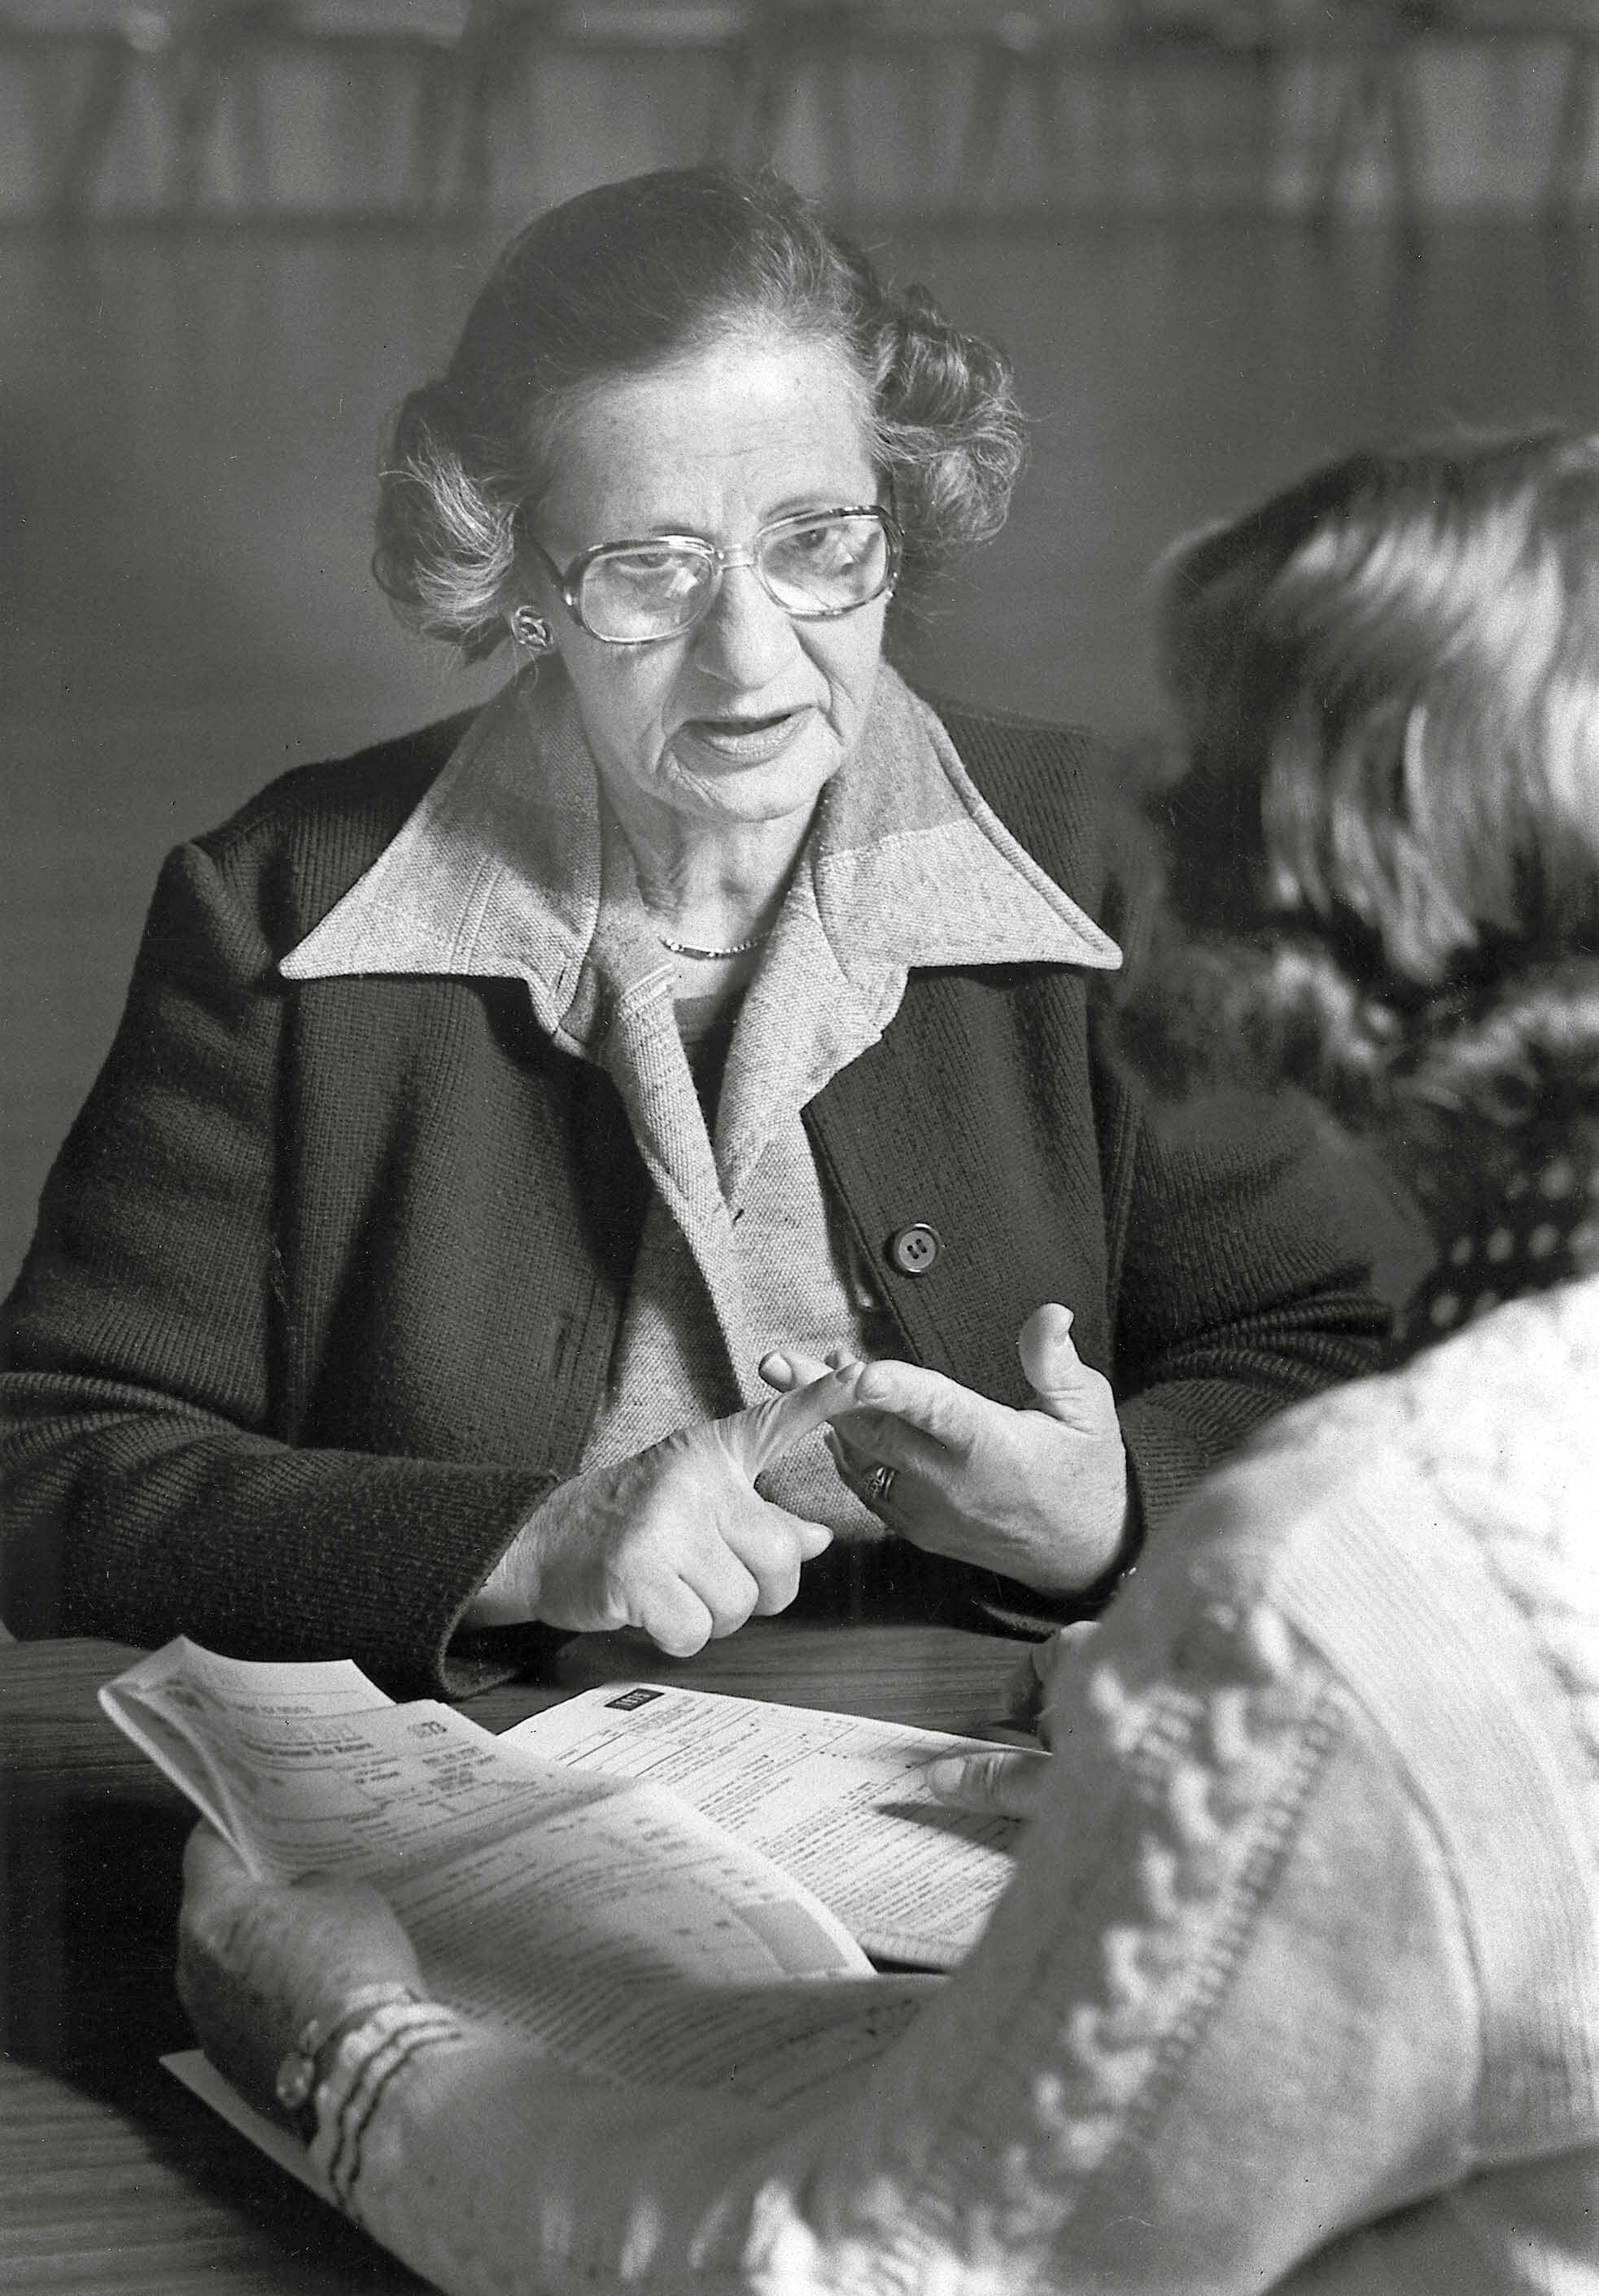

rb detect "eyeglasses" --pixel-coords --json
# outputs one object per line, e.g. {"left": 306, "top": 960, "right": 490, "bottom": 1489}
{"left": 525, "top": 505, "right": 901, "bottom": 646}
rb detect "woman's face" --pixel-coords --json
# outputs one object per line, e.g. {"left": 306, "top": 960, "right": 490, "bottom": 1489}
{"left": 525, "top": 330, "right": 889, "bottom": 845}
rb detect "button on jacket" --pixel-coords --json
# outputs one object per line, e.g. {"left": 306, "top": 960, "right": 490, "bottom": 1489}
{"left": 1, "top": 689, "right": 1400, "bottom": 1695}
{"left": 888, "top": 1225, "right": 941, "bottom": 1276}
{"left": 275, "top": 667, "right": 1122, "bottom": 1547}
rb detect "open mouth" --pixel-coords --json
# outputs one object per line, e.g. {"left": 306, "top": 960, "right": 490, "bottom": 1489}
{"left": 678, "top": 707, "right": 810, "bottom": 763}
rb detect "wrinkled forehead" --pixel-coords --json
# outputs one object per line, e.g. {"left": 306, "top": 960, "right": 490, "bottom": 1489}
{"left": 527, "top": 330, "right": 881, "bottom": 548}
{"left": 519, "top": 307, "right": 871, "bottom": 448}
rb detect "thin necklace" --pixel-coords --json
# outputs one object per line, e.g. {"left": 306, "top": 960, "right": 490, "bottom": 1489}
{"left": 657, "top": 929, "right": 771, "bottom": 961}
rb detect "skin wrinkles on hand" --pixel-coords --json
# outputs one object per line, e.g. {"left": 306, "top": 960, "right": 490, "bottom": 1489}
{"left": 760, "top": 1305, "right": 1132, "bottom": 1596}
{"left": 468, "top": 1364, "right": 867, "bottom": 1654}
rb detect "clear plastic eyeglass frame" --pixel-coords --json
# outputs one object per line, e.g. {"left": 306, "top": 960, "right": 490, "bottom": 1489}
{"left": 524, "top": 505, "right": 902, "bottom": 646}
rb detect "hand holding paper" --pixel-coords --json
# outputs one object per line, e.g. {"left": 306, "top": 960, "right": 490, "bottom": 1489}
{"left": 103, "top": 1638, "right": 936, "bottom": 2129}
{"left": 177, "top": 1824, "right": 423, "bottom": 2118}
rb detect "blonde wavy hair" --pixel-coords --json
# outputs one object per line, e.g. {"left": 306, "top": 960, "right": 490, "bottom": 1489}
{"left": 1121, "top": 431, "right": 1599, "bottom": 1212}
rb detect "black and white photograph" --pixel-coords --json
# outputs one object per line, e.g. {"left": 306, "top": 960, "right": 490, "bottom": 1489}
{"left": 3, "top": 8, "right": 1597, "bottom": 2290}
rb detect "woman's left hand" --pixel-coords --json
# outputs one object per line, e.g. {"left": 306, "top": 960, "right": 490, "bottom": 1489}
{"left": 177, "top": 1824, "right": 422, "bottom": 2117}
{"left": 763, "top": 1305, "right": 1130, "bottom": 1596}
{"left": 919, "top": 1622, "right": 1099, "bottom": 1819}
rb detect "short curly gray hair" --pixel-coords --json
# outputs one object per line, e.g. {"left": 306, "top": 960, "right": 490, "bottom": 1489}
{"left": 373, "top": 168, "right": 1026, "bottom": 661}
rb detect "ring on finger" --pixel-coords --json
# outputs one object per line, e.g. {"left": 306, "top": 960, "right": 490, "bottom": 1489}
{"left": 865, "top": 1462, "right": 897, "bottom": 1512}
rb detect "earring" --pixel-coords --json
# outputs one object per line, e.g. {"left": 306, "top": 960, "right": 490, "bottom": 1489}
{"left": 509, "top": 606, "right": 553, "bottom": 653}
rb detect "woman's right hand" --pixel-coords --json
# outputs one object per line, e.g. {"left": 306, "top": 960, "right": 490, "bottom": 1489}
{"left": 464, "top": 1369, "right": 861, "bottom": 1656}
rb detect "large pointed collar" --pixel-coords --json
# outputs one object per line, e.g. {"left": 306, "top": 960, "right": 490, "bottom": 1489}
{"left": 279, "top": 671, "right": 605, "bottom": 1040}
{"left": 808, "top": 667, "right": 1120, "bottom": 973}
{"left": 280, "top": 662, "right": 1121, "bottom": 1030}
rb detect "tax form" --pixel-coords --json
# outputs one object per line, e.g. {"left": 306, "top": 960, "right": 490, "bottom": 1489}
{"left": 103, "top": 1639, "right": 937, "bottom": 2119}
{"left": 505, "top": 1682, "right": 1023, "bottom": 1969}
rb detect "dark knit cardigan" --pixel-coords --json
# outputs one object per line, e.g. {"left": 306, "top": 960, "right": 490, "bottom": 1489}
{"left": 2, "top": 702, "right": 1396, "bottom": 1696}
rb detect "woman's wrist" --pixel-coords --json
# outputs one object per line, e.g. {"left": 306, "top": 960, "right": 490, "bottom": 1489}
{"left": 1068, "top": 1483, "right": 1143, "bottom": 1611}
{"left": 274, "top": 1982, "right": 424, "bottom": 2136}
{"left": 461, "top": 1491, "right": 563, "bottom": 1628}
{"left": 298, "top": 1996, "right": 469, "bottom": 2208}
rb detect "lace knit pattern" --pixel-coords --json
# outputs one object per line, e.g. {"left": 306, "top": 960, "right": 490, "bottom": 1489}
{"left": 793, "top": 1578, "right": 1345, "bottom": 2288}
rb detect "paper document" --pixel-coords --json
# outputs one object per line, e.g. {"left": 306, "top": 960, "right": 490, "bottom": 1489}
{"left": 162, "top": 2050, "right": 327, "bottom": 2198}
{"left": 505, "top": 1682, "right": 1021, "bottom": 1969}
{"left": 105, "top": 1640, "right": 937, "bottom": 2117}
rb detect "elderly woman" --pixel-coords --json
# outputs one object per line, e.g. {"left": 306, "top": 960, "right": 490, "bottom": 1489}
{"left": 176, "top": 431, "right": 1599, "bottom": 2291}
{"left": 0, "top": 167, "right": 1391, "bottom": 1699}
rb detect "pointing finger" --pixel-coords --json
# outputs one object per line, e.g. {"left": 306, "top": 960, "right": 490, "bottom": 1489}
{"left": 716, "top": 1365, "right": 866, "bottom": 1477}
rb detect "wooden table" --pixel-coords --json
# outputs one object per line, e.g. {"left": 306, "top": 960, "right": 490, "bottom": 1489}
{"left": 1, "top": 1623, "right": 1024, "bottom": 2294}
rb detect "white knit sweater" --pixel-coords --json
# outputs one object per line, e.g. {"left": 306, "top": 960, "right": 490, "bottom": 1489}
{"left": 306, "top": 1274, "right": 1599, "bottom": 2294}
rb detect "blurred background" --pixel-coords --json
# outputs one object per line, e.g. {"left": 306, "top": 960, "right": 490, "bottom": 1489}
{"left": 3, "top": 0, "right": 1597, "bottom": 1287}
